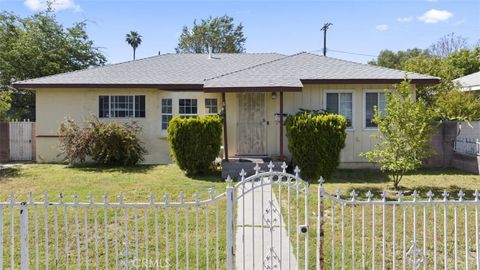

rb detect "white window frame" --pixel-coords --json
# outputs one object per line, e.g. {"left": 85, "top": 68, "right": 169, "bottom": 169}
{"left": 363, "top": 90, "right": 387, "bottom": 129}
{"left": 323, "top": 90, "right": 355, "bottom": 130}
{"left": 178, "top": 98, "right": 198, "bottom": 117}
{"left": 161, "top": 98, "right": 173, "bottom": 130}
{"left": 99, "top": 95, "right": 145, "bottom": 118}
{"left": 204, "top": 98, "right": 218, "bottom": 115}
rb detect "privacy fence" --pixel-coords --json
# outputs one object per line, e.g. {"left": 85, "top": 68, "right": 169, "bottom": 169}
{"left": 0, "top": 162, "right": 479, "bottom": 269}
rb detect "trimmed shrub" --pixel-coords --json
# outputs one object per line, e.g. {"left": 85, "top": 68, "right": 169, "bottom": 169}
{"left": 88, "top": 118, "right": 146, "bottom": 165}
{"left": 167, "top": 115, "right": 223, "bottom": 175}
{"left": 58, "top": 117, "right": 146, "bottom": 166}
{"left": 285, "top": 112, "right": 347, "bottom": 182}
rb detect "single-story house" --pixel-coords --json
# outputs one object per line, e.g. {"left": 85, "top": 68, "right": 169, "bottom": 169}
{"left": 454, "top": 71, "right": 480, "bottom": 92}
{"left": 13, "top": 52, "right": 439, "bottom": 168}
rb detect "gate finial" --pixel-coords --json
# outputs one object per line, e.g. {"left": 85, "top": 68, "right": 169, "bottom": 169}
{"left": 474, "top": 190, "right": 479, "bottom": 201}
{"left": 441, "top": 190, "right": 449, "bottom": 201}
{"left": 267, "top": 161, "right": 275, "bottom": 172}
{"left": 254, "top": 163, "right": 261, "bottom": 175}
{"left": 239, "top": 169, "right": 246, "bottom": 181}
{"left": 458, "top": 190, "right": 465, "bottom": 201}
{"left": 294, "top": 166, "right": 300, "bottom": 178}
{"left": 426, "top": 190, "right": 434, "bottom": 201}
{"left": 225, "top": 175, "right": 233, "bottom": 186}
{"left": 366, "top": 190, "right": 373, "bottom": 201}
{"left": 281, "top": 162, "right": 288, "bottom": 173}
{"left": 318, "top": 176, "right": 324, "bottom": 185}
{"left": 350, "top": 190, "right": 358, "bottom": 201}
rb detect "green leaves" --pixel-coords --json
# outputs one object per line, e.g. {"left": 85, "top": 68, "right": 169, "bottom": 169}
{"left": 167, "top": 116, "right": 223, "bottom": 175}
{"left": 285, "top": 112, "right": 347, "bottom": 182}
{"left": 0, "top": 11, "right": 106, "bottom": 120}
{"left": 362, "top": 80, "right": 434, "bottom": 189}
{"left": 175, "top": 15, "right": 246, "bottom": 54}
{"left": 0, "top": 91, "right": 11, "bottom": 120}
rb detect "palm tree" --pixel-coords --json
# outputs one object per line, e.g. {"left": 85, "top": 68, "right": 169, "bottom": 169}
{"left": 125, "top": 31, "right": 142, "bottom": 60}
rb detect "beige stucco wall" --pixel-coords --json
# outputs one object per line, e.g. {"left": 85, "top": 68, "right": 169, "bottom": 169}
{"left": 35, "top": 84, "right": 398, "bottom": 167}
{"left": 35, "top": 88, "right": 221, "bottom": 164}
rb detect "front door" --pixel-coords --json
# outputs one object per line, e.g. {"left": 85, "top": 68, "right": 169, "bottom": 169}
{"left": 237, "top": 93, "right": 266, "bottom": 156}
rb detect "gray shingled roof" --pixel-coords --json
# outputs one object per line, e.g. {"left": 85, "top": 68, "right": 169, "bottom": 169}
{"left": 14, "top": 53, "right": 285, "bottom": 86}
{"left": 14, "top": 52, "right": 439, "bottom": 89}
{"left": 204, "top": 52, "right": 438, "bottom": 89}
{"left": 454, "top": 71, "right": 480, "bottom": 88}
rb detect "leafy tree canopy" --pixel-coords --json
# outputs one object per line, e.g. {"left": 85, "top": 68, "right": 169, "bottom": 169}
{"left": 368, "top": 48, "right": 429, "bottom": 70}
{"left": 175, "top": 15, "right": 246, "bottom": 54}
{"left": 0, "top": 10, "right": 106, "bottom": 120}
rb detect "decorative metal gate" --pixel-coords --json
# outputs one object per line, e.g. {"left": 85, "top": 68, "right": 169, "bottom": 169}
{"left": 226, "top": 162, "right": 310, "bottom": 270}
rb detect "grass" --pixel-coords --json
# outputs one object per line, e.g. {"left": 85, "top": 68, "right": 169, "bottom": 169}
{"left": 0, "top": 164, "right": 228, "bottom": 269}
{"left": 1, "top": 165, "right": 479, "bottom": 269}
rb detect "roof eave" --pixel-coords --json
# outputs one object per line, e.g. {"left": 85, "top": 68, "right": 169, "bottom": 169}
{"left": 203, "top": 86, "right": 303, "bottom": 93}
{"left": 301, "top": 78, "right": 440, "bottom": 85}
{"left": 11, "top": 83, "right": 205, "bottom": 91}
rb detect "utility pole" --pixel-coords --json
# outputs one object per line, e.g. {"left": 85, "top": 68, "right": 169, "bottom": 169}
{"left": 321, "top": 22, "right": 333, "bottom": 56}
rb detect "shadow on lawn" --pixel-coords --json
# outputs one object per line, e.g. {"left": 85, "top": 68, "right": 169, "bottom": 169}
{"left": 66, "top": 164, "right": 157, "bottom": 174}
{"left": 0, "top": 167, "right": 20, "bottom": 179}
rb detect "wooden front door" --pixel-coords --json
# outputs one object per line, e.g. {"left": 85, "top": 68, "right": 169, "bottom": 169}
{"left": 237, "top": 93, "right": 266, "bottom": 155}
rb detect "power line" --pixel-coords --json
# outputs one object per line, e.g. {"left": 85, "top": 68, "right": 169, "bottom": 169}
{"left": 310, "top": 48, "right": 378, "bottom": 58}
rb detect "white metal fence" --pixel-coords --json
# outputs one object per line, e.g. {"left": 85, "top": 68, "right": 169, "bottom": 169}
{"left": 1, "top": 163, "right": 480, "bottom": 269}
{"left": 318, "top": 180, "right": 480, "bottom": 270}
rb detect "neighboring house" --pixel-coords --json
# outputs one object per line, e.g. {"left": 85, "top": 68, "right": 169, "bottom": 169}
{"left": 454, "top": 71, "right": 480, "bottom": 92}
{"left": 13, "top": 52, "right": 438, "bottom": 168}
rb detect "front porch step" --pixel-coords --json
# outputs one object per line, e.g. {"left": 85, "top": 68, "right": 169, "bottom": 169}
{"left": 221, "top": 158, "right": 286, "bottom": 180}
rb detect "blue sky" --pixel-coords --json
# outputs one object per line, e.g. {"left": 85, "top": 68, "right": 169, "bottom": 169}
{"left": 1, "top": 0, "right": 479, "bottom": 64}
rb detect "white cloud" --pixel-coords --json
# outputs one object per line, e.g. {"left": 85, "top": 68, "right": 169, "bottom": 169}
{"left": 375, "top": 24, "right": 389, "bottom": 32}
{"left": 418, "top": 9, "right": 453, "bottom": 23}
{"left": 397, "top": 16, "right": 413, "bottom": 23}
{"left": 24, "top": 0, "right": 82, "bottom": 12}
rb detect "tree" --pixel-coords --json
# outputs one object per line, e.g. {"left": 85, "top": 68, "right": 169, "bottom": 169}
{"left": 363, "top": 80, "right": 434, "bottom": 189}
{"left": 0, "top": 91, "right": 11, "bottom": 120}
{"left": 447, "top": 47, "right": 480, "bottom": 76}
{"left": 368, "top": 48, "right": 429, "bottom": 69}
{"left": 175, "top": 15, "right": 246, "bottom": 54}
{"left": 429, "top": 32, "right": 469, "bottom": 57}
{"left": 0, "top": 10, "right": 106, "bottom": 120}
{"left": 125, "top": 31, "right": 142, "bottom": 60}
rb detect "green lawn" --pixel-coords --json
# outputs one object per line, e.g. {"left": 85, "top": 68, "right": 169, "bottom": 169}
{"left": 1, "top": 165, "right": 479, "bottom": 269}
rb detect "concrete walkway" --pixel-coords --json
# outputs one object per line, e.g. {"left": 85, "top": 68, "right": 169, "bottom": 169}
{"left": 235, "top": 182, "right": 298, "bottom": 270}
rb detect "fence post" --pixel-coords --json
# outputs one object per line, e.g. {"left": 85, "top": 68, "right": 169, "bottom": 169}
{"left": 225, "top": 176, "right": 235, "bottom": 270}
{"left": 20, "top": 202, "right": 29, "bottom": 270}
{"left": 317, "top": 177, "right": 325, "bottom": 270}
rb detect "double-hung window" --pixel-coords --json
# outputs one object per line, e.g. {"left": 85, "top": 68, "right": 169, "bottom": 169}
{"left": 365, "top": 92, "right": 386, "bottom": 128}
{"left": 179, "top": 99, "right": 198, "bottom": 117}
{"left": 161, "top": 98, "right": 173, "bottom": 130}
{"left": 326, "top": 92, "right": 353, "bottom": 128}
{"left": 99, "top": 95, "right": 145, "bottom": 118}
{"left": 205, "top": 98, "right": 218, "bottom": 115}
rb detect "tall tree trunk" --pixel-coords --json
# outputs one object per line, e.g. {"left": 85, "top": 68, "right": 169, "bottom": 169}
{"left": 133, "top": 48, "right": 136, "bottom": 60}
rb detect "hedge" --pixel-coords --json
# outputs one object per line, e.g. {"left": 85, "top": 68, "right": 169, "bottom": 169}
{"left": 167, "top": 116, "right": 223, "bottom": 175}
{"left": 285, "top": 112, "right": 347, "bottom": 182}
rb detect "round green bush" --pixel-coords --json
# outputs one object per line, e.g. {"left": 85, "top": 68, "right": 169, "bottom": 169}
{"left": 285, "top": 112, "right": 347, "bottom": 182}
{"left": 167, "top": 116, "right": 223, "bottom": 175}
